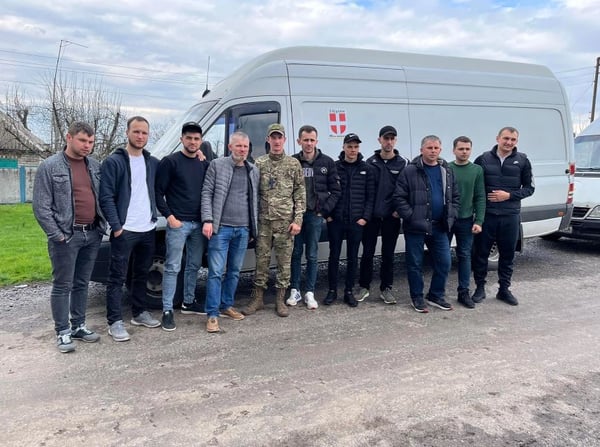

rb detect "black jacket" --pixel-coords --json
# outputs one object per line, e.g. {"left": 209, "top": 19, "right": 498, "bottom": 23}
{"left": 292, "top": 149, "right": 341, "bottom": 218}
{"left": 474, "top": 145, "right": 534, "bottom": 216}
{"left": 331, "top": 152, "right": 375, "bottom": 224}
{"left": 99, "top": 147, "right": 159, "bottom": 232}
{"left": 394, "top": 156, "right": 459, "bottom": 235}
{"left": 366, "top": 149, "right": 409, "bottom": 218}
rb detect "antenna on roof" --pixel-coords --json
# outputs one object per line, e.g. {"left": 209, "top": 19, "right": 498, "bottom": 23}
{"left": 202, "top": 56, "right": 211, "bottom": 98}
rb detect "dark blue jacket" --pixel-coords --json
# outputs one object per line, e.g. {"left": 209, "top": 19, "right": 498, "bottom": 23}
{"left": 474, "top": 145, "right": 534, "bottom": 216}
{"left": 366, "top": 149, "right": 409, "bottom": 218}
{"left": 331, "top": 152, "right": 375, "bottom": 224}
{"left": 99, "top": 147, "right": 159, "bottom": 232}
{"left": 292, "top": 149, "right": 341, "bottom": 218}
{"left": 394, "top": 156, "right": 459, "bottom": 235}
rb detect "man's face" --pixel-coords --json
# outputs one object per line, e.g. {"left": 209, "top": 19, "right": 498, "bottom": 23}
{"left": 297, "top": 131, "right": 318, "bottom": 157}
{"left": 127, "top": 120, "right": 149, "bottom": 151}
{"left": 267, "top": 132, "right": 286, "bottom": 155}
{"left": 343, "top": 142, "right": 360, "bottom": 163}
{"left": 181, "top": 132, "right": 202, "bottom": 155}
{"left": 496, "top": 130, "right": 519, "bottom": 155}
{"left": 66, "top": 131, "right": 95, "bottom": 159}
{"left": 421, "top": 139, "right": 442, "bottom": 165}
{"left": 229, "top": 136, "right": 250, "bottom": 163}
{"left": 378, "top": 134, "right": 396, "bottom": 152}
{"left": 453, "top": 142, "right": 472, "bottom": 164}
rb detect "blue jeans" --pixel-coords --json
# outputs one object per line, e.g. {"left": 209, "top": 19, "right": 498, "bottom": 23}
{"left": 48, "top": 228, "right": 101, "bottom": 334}
{"left": 205, "top": 226, "right": 249, "bottom": 317}
{"left": 449, "top": 217, "right": 474, "bottom": 293}
{"left": 327, "top": 220, "right": 363, "bottom": 292}
{"left": 290, "top": 211, "right": 323, "bottom": 292}
{"left": 404, "top": 226, "right": 451, "bottom": 300}
{"left": 163, "top": 221, "right": 205, "bottom": 310}
{"left": 106, "top": 229, "right": 155, "bottom": 325}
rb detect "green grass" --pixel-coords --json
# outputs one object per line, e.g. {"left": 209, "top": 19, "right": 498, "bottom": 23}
{"left": 0, "top": 203, "right": 51, "bottom": 286}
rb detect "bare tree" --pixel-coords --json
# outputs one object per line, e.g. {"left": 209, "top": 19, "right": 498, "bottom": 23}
{"left": 44, "top": 71, "right": 127, "bottom": 160}
{"left": 0, "top": 86, "right": 48, "bottom": 154}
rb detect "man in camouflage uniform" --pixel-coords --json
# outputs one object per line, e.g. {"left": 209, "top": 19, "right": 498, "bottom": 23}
{"left": 242, "top": 123, "right": 306, "bottom": 317}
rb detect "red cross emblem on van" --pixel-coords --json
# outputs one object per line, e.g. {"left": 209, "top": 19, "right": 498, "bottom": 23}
{"left": 329, "top": 110, "right": 347, "bottom": 135}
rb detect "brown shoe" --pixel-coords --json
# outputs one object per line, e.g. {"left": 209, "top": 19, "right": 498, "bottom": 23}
{"left": 241, "top": 287, "right": 265, "bottom": 315}
{"left": 221, "top": 307, "right": 245, "bottom": 320}
{"left": 206, "top": 317, "right": 220, "bottom": 333}
{"left": 275, "top": 288, "right": 289, "bottom": 317}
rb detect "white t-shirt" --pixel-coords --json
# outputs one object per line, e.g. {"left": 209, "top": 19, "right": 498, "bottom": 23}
{"left": 123, "top": 154, "right": 155, "bottom": 232}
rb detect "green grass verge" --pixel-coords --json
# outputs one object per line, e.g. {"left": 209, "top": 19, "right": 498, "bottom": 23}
{"left": 0, "top": 203, "right": 51, "bottom": 286}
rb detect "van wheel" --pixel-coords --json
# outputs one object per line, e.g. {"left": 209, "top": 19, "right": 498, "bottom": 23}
{"left": 487, "top": 242, "right": 499, "bottom": 271}
{"left": 541, "top": 232, "right": 562, "bottom": 241}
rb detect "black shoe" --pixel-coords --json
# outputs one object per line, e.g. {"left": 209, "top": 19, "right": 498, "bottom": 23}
{"left": 343, "top": 290, "right": 358, "bottom": 308}
{"left": 496, "top": 288, "right": 519, "bottom": 306}
{"left": 411, "top": 296, "right": 429, "bottom": 313}
{"left": 426, "top": 294, "right": 453, "bottom": 311}
{"left": 323, "top": 290, "right": 337, "bottom": 305}
{"left": 471, "top": 284, "right": 486, "bottom": 303}
{"left": 181, "top": 301, "right": 206, "bottom": 315}
{"left": 457, "top": 290, "right": 475, "bottom": 309}
{"left": 161, "top": 310, "right": 176, "bottom": 331}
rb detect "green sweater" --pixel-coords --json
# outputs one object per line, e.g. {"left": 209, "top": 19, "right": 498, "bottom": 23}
{"left": 448, "top": 161, "right": 486, "bottom": 225}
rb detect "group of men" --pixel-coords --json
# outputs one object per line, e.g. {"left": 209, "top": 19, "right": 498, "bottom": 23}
{"left": 33, "top": 118, "right": 534, "bottom": 353}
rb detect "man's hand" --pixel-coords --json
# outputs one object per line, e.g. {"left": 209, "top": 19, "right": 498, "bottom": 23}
{"left": 202, "top": 222, "right": 213, "bottom": 239}
{"left": 196, "top": 150, "right": 206, "bottom": 161}
{"left": 113, "top": 229, "right": 123, "bottom": 238}
{"left": 289, "top": 222, "right": 301, "bottom": 236}
{"left": 472, "top": 224, "right": 482, "bottom": 234}
{"left": 357, "top": 218, "right": 367, "bottom": 226}
{"left": 167, "top": 215, "right": 182, "bottom": 229}
{"left": 488, "top": 190, "right": 510, "bottom": 202}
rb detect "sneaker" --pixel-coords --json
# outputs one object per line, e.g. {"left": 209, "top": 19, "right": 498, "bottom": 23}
{"left": 305, "top": 292, "right": 319, "bottom": 310}
{"left": 108, "top": 320, "right": 130, "bottom": 342}
{"left": 71, "top": 324, "right": 100, "bottom": 343}
{"left": 472, "top": 284, "right": 486, "bottom": 303}
{"left": 56, "top": 332, "right": 76, "bottom": 353}
{"left": 206, "top": 317, "right": 220, "bottom": 333}
{"left": 131, "top": 311, "right": 161, "bottom": 328}
{"left": 357, "top": 288, "right": 370, "bottom": 302}
{"left": 457, "top": 290, "right": 475, "bottom": 309}
{"left": 323, "top": 290, "right": 337, "bottom": 305}
{"left": 343, "top": 290, "right": 358, "bottom": 308}
{"left": 181, "top": 301, "right": 206, "bottom": 315}
{"left": 426, "top": 295, "right": 453, "bottom": 311}
{"left": 286, "top": 288, "right": 302, "bottom": 306}
{"left": 411, "top": 296, "right": 429, "bottom": 313}
{"left": 380, "top": 287, "right": 397, "bottom": 305}
{"left": 220, "top": 307, "right": 245, "bottom": 320}
{"left": 497, "top": 288, "right": 519, "bottom": 306}
{"left": 161, "top": 310, "right": 176, "bottom": 331}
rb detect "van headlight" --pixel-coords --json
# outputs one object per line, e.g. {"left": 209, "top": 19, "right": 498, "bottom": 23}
{"left": 588, "top": 206, "right": 600, "bottom": 219}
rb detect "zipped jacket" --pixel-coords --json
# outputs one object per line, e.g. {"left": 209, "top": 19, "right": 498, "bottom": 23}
{"left": 331, "top": 152, "right": 375, "bottom": 224}
{"left": 366, "top": 149, "right": 409, "bottom": 218}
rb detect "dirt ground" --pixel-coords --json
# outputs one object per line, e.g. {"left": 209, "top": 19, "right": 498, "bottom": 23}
{"left": 1, "top": 237, "right": 600, "bottom": 446}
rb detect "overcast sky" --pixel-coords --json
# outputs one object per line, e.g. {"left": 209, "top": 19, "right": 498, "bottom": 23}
{"left": 1, "top": 0, "right": 598, "bottom": 140}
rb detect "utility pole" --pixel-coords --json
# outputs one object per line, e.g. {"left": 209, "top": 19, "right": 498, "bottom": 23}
{"left": 591, "top": 56, "right": 600, "bottom": 123}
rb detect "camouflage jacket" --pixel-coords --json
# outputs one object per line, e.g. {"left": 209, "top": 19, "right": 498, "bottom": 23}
{"left": 255, "top": 152, "right": 306, "bottom": 225}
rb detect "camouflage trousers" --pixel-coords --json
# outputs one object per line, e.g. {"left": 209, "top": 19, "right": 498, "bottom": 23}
{"left": 254, "top": 219, "right": 294, "bottom": 290}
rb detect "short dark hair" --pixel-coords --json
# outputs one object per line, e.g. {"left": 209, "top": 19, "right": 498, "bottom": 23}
{"left": 453, "top": 136, "right": 472, "bottom": 149}
{"left": 67, "top": 121, "right": 94, "bottom": 137}
{"left": 127, "top": 116, "right": 149, "bottom": 130}
{"left": 298, "top": 125, "right": 318, "bottom": 139}
{"left": 498, "top": 126, "right": 519, "bottom": 136}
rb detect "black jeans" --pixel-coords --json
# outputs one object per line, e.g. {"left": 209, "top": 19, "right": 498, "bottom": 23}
{"left": 359, "top": 215, "right": 401, "bottom": 291}
{"left": 106, "top": 229, "right": 155, "bottom": 325}
{"left": 327, "top": 220, "right": 364, "bottom": 292}
{"left": 472, "top": 213, "right": 520, "bottom": 290}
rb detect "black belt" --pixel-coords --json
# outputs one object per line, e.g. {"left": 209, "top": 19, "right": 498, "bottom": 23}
{"left": 73, "top": 223, "right": 96, "bottom": 231}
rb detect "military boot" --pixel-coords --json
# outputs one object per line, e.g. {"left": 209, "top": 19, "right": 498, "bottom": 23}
{"left": 241, "top": 287, "right": 265, "bottom": 316}
{"left": 275, "top": 288, "right": 289, "bottom": 317}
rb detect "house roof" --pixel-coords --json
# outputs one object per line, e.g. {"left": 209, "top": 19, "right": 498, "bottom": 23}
{"left": 0, "top": 111, "right": 48, "bottom": 154}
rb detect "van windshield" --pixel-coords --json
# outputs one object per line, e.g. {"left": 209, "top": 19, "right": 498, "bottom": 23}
{"left": 574, "top": 135, "right": 600, "bottom": 171}
{"left": 149, "top": 101, "right": 218, "bottom": 159}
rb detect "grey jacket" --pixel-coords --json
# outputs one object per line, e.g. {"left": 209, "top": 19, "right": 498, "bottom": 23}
{"left": 33, "top": 151, "right": 107, "bottom": 241}
{"left": 201, "top": 156, "right": 259, "bottom": 238}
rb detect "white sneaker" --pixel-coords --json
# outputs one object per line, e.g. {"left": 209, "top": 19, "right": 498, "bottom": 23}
{"left": 286, "top": 288, "right": 302, "bottom": 306}
{"left": 305, "top": 292, "right": 319, "bottom": 310}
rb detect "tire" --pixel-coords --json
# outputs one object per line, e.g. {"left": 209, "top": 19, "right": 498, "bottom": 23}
{"left": 487, "top": 242, "right": 499, "bottom": 271}
{"left": 541, "top": 232, "right": 562, "bottom": 241}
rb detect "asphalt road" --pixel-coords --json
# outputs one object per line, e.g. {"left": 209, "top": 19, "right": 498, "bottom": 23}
{"left": 1, "top": 237, "right": 600, "bottom": 447}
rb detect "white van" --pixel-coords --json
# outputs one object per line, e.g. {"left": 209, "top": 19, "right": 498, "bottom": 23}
{"left": 92, "top": 46, "right": 575, "bottom": 307}
{"left": 549, "top": 118, "right": 600, "bottom": 240}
